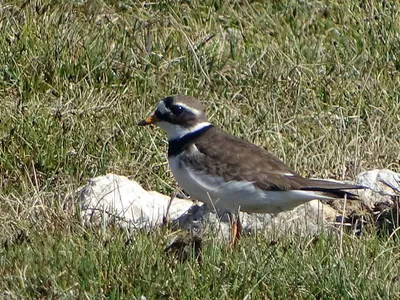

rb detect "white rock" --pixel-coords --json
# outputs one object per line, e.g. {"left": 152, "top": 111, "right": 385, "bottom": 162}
{"left": 78, "top": 170, "right": 400, "bottom": 240}
{"left": 78, "top": 174, "right": 337, "bottom": 239}
{"left": 263, "top": 200, "right": 337, "bottom": 236}
{"left": 357, "top": 169, "right": 400, "bottom": 195}
{"left": 79, "top": 174, "right": 194, "bottom": 229}
{"left": 356, "top": 169, "right": 400, "bottom": 209}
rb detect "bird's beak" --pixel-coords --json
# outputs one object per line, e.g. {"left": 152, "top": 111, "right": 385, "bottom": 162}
{"left": 137, "top": 114, "right": 159, "bottom": 126}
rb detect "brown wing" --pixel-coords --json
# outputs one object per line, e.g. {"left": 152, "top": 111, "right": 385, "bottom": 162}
{"left": 187, "top": 127, "right": 363, "bottom": 198}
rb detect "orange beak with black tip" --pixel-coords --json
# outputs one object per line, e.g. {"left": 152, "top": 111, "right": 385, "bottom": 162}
{"left": 137, "top": 114, "right": 159, "bottom": 126}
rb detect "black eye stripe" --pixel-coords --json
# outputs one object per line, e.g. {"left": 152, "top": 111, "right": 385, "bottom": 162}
{"left": 155, "top": 110, "right": 169, "bottom": 121}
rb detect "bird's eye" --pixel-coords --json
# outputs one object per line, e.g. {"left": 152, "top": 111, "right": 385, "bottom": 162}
{"left": 171, "top": 105, "right": 184, "bottom": 115}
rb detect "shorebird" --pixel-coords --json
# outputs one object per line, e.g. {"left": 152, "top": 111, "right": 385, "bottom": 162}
{"left": 138, "top": 95, "right": 363, "bottom": 244}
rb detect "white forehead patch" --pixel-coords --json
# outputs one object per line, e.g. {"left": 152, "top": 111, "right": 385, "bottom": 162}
{"left": 156, "top": 100, "right": 170, "bottom": 114}
{"left": 174, "top": 102, "right": 202, "bottom": 116}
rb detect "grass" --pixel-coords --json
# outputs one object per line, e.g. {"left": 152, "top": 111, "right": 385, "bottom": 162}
{"left": 0, "top": 0, "right": 399, "bottom": 298}
{"left": 1, "top": 226, "right": 400, "bottom": 299}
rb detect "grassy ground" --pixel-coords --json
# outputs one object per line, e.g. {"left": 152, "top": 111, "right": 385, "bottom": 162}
{"left": 0, "top": 0, "right": 399, "bottom": 298}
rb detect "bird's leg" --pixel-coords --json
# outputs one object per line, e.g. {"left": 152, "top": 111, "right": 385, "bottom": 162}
{"left": 228, "top": 212, "right": 242, "bottom": 247}
{"left": 228, "top": 212, "right": 236, "bottom": 247}
{"left": 162, "top": 191, "right": 176, "bottom": 227}
{"left": 236, "top": 213, "right": 242, "bottom": 241}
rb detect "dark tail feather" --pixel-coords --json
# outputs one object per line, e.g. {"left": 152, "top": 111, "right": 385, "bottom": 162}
{"left": 300, "top": 187, "right": 360, "bottom": 200}
{"left": 299, "top": 179, "right": 366, "bottom": 200}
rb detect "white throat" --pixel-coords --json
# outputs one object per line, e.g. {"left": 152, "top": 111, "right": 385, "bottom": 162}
{"left": 158, "top": 121, "right": 212, "bottom": 141}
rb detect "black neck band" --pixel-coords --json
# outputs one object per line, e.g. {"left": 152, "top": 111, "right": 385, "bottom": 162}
{"left": 168, "top": 125, "right": 213, "bottom": 156}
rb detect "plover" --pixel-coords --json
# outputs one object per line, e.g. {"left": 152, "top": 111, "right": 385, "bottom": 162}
{"left": 138, "top": 95, "right": 363, "bottom": 244}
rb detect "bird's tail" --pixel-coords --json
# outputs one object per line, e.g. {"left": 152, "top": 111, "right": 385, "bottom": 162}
{"left": 299, "top": 179, "right": 365, "bottom": 200}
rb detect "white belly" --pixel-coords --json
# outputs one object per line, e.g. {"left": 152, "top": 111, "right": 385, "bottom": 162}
{"left": 168, "top": 154, "right": 333, "bottom": 214}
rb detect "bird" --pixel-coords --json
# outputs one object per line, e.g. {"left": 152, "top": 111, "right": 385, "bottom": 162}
{"left": 138, "top": 95, "right": 364, "bottom": 245}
